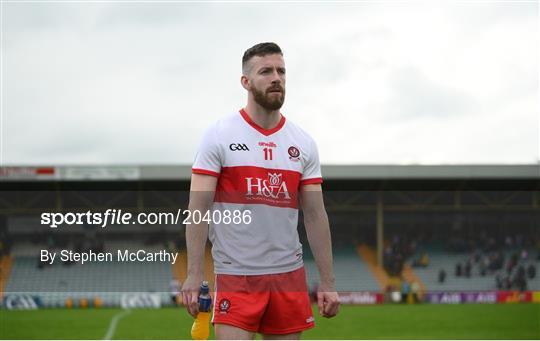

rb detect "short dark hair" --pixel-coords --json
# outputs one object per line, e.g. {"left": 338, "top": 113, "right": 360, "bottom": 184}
{"left": 242, "top": 42, "right": 283, "bottom": 74}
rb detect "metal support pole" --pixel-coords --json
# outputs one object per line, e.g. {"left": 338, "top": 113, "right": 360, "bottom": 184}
{"left": 376, "top": 191, "right": 384, "bottom": 266}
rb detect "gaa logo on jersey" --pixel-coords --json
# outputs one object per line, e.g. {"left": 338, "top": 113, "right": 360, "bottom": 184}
{"left": 246, "top": 172, "right": 291, "bottom": 200}
{"left": 288, "top": 146, "right": 300, "bottom": 162}
{"left": 229, "top": 143, "right": 249, "bottom": 151}
{"left": 219, "top": 298, "right": 231, "bottom": 313}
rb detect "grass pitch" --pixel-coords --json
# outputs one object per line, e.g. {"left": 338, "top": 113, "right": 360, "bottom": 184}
{"left": 1, "top": 304, "right": 538, "bottom": 339}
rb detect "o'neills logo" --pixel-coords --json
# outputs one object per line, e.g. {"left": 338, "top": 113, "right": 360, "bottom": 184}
{"left": 246, "top": 173, "right": 291, "bottom": 200}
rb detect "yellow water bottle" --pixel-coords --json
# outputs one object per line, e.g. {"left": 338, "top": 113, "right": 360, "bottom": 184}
{"left": 191, "top": 281, "right": 212, "bottom": 340}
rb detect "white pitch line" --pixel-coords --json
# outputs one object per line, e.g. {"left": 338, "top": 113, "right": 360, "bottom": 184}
{"left": 103, "top": 309, "right": 132, "bottom": 340}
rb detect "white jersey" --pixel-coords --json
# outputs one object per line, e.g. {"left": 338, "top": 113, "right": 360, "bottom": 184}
{"left": 192, "top": 109, "right": 322, "bottom": 275}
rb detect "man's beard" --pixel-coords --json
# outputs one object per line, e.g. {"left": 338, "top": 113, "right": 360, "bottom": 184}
{"left": 251, "top": 85, "right": 285, "bottom": 111}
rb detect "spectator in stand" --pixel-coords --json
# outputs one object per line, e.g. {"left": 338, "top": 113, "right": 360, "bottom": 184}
{"left": 413, "top": 252, "right": 429, "bottom": 268}
{"left": 401, "top": 281, "right": 410, "bottom": 304}
{"left": 397, "top": 253, "right": 405, "bottom": 273}
{"left": 438, "top": 269, "right": 446, "bottom": 284}
{"left": 496, "top": 251, "right": 505, "bottom": 271}
{"left": 383, "top": 246, "right": 392, "bottom": 273}
{"left": 484, "top": 255, "right": 493, "bottom": 272}
{"left": 505, "top": 235, "right": 513, "bottom": 248}
{"left": 507, "top": 253, "right": 518, "bottom": 274}
{"left": 503, "top": 276, "right": 512, "bottom": 290}
{"left": 472, "top": 249, "right": 481, "bottom": 264}
{"left": 514, "top": 266, "right": 527, "bottom": 291}
{"left": 520, "top": 249, "right": 528, "bottom": 261}
{"left": 455, "top": 262, "right": 462, "bottom": 277}
{"left": 464, "top": 260, "right": 472, "bottom": 278}
{"left": 495, "top": 273, "right": 502, "bottom": 289}
{"left": 479, "top": 262, "right": 487, "bottom": 276}
{"left": 487, "top": 236, "right": 497, "bottom": 252}
{"left": 527, "top": 264, "right": 536, "bottom": 280}
{"left": 421, "top": 252, "right": 429, "bottom": 267}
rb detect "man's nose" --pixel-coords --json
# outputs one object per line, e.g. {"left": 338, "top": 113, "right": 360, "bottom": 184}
{"left": 270, "top": 70, "right": 283, "bottom": 83}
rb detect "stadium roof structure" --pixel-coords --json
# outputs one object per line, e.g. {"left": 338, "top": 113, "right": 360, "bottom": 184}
{"left": 0, "top": 164, "right": 538, "bottom": 181}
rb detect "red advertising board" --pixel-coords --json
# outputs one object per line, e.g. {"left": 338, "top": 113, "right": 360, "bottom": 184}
{"left": 496, "top": 291, "right": 533, "bottom": 303}
{"left": 0, "top": 167, "right": 55, "bottom": 179}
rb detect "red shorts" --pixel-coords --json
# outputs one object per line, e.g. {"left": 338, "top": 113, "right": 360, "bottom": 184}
{"left": 212, "top": 266, "right": 315, "bottom": 335}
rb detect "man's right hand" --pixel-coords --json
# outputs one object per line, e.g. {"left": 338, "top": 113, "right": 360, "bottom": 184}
{"left": 181, "top": 274, "right": 203, "bottom": 318}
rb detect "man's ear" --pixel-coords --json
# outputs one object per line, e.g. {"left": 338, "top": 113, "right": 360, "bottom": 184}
{"left": 240, "top": 75, "right": 250, "bottom": 91}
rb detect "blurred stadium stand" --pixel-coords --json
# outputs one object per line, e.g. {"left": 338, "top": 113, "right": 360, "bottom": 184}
{"left": 0, "top": 165, "right": 538, "bottom": 306}
{"left": 303, "top": 245, "right": 380, "bottom": 292}
{"left": 6, "top": 241, "right": 173, "bottom": 307}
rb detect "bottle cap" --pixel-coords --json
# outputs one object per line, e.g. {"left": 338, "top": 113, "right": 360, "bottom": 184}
{"left": 200, "top": 280, "right": 209, "bottom": 294}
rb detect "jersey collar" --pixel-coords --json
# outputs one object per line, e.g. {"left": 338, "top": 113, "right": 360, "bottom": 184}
{"left": 239, "top": 108, "right": 286, "bottom": 136}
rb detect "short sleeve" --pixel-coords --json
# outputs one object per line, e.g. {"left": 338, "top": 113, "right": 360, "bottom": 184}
{"left": 192, "top": 125, "right": 221, "bottom": 177}
{"left": 300, "top": 137, "right": 323, "bottom": 186}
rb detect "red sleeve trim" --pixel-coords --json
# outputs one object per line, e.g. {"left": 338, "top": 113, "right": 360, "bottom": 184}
{"left": 192, "top": 168, "right": 220, "bottom": 177}
{"left": 300, "top": 177, "right": 323, "bottom": 186}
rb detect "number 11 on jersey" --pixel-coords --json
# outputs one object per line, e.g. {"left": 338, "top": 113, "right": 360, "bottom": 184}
{"left": 263, "top": 148, "right": 273, "bottom": 160}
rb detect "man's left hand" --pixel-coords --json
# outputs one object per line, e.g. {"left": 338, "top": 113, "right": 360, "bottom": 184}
{"left": 317, "top": 287, "right": 340, "bottom": 318}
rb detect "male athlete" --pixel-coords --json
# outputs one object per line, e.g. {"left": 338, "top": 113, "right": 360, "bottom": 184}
{"left": 182, "top": 42, "right": 339, "bottom": 340}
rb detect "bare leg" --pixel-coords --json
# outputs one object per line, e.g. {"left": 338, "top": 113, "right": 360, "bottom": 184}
{"left": 215, "top": 323, "right": 255, "bottom": 340}
{"left": 262, "top": 332, "right": 302, "bottom": 340}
